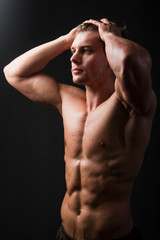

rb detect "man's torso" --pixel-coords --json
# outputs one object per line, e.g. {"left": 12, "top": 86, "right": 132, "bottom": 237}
{"left": 59, "top": 85, "right": 155, "bottom": 240}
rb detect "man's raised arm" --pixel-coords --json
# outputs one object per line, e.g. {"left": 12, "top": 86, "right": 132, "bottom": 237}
{"left": 87, "top": 18, "right": 156, "bottom": 114}
{"left": 3, "top": 26, "right": 78, "bottom": 112}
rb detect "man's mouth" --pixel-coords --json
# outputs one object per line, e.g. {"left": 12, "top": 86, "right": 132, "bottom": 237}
{"left": 72, "top": 68, "right": 83, "bottom": 74}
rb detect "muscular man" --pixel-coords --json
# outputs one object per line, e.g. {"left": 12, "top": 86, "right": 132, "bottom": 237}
{"left": 4, "top": 18, "right": 156, "bottom": 240}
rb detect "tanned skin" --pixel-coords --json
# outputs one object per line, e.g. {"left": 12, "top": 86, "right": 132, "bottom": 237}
{"left": 4, "top": 18, "right": 156, "bottom": 240}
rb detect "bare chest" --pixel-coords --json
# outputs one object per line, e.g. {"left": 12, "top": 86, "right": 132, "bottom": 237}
{"left": 63, "top": 94, "right": 128, "bottom": 160}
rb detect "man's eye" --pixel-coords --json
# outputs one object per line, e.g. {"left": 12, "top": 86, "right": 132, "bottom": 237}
{"left": 82, "top": 49, "right": 91, "bottom": 54}
{"left": 71, "top": 50, "right": 75, "bottom": 55}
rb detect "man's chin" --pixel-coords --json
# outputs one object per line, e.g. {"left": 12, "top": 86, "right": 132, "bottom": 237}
{"left": 72, "top": 77, "right": 87, "bottom": 86}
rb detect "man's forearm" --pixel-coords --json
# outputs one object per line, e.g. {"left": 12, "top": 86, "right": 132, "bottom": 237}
{"left": 103, "top": 32, "right": 152, "bottom": 80}
{"left": 4, "top": 35, "right": 70, "bottom": 79}
{"left": 84, "top": 19, "right": 151, "bottom": 80}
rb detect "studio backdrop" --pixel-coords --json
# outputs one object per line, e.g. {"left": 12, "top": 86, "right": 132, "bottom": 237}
{"left": 0, "top": 0, "right": 159, "bottom": 239}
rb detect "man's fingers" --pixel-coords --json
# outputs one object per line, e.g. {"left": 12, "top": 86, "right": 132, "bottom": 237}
{"left": 84, "top": 18, "right": 112, "bottom": 27}
{"left": 100, "top": 18, "right": 110, "bottom": 24}
{"left": 82, "top": 18, "right": 122, "bottom": 38}
{"left": 83, "top": 19, "right": 104, "bottom": 27}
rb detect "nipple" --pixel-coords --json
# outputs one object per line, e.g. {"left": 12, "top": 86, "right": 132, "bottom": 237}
{"left": 99, "top": 139, "right": 106, "bottom": 148}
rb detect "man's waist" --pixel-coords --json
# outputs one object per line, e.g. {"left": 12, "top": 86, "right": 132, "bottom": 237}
{"left": 63, "top": 190, "right": 131, "bottom": 218}
{"left": 61, "top": 196, "right": 133, "bottom": 240}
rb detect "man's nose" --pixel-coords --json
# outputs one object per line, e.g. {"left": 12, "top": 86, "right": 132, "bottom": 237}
{"left": 70, "top": 51, "right": 82, "bottom": 64}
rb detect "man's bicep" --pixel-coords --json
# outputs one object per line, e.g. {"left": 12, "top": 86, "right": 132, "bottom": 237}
{"left": 11, "top": 72, "right": 62, "bottom": 112}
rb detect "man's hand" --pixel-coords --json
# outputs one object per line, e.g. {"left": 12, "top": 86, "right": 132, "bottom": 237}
{"left": 84, "top": 18, "right": 123, "bottom": 41}
{"left": 65, "top": 25, "right": 80, "bottom": 47}
{"left": 65, "top": 19, "right": 123, "bottom": 47}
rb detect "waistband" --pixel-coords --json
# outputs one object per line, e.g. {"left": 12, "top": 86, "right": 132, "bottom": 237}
{"left": 57, "top": 224, "right": 142, "bottom": 240}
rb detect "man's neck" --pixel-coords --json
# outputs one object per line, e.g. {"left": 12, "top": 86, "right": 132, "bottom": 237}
{"left": 85, "top": 79, "right": 114, "bottom": 113}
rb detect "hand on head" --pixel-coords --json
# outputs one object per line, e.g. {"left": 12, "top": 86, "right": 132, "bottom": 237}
{"left": 66, "top": 18, "right": 126, "bottom": 48}
{"left": 83, "top": 18, "right": 123, "bottom": 40}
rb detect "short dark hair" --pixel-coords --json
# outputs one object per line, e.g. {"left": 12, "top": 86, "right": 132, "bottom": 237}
{"left": 77, "top": 22, "right": 127, "bottom": 37}
{"left": 77, "top": 22, "right": 99, "bottom": 33}
{"left": 77, "top": 23, "right": 105, "bottom": 51}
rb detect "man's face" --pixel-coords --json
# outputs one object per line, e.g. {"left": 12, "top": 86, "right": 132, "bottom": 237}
{"left": 70, "top": 31, "right": 108, "bottom": 86}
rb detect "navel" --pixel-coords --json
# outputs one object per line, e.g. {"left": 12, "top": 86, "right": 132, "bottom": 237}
{"left": 99, "top": 139, "right": 106, "bottom": 148}
{"left": 77, "top": 209, "right": 81, "bottom": 215}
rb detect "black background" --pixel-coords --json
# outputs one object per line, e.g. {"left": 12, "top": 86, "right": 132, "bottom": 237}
{"left": 0, "top": 0, "right": 159, "bottom": 239}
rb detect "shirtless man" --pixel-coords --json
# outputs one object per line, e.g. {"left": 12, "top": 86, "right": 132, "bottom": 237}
{"left": 4, "top": 18, "right": 156, "bottom": 240}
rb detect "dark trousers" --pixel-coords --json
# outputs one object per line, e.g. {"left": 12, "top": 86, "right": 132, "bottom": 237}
{"left": 56, "top": 224, "right": 143, "bottom": 240}
{"left": 56, "top": 225, "right": 74, "bottom": 240}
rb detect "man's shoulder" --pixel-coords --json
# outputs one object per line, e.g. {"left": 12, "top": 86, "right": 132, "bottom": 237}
{"left": 59, "top": 84, "right": 86, "bottom": 115}
{"left": 59, "top": 83, "right": 86, "bottom": 101}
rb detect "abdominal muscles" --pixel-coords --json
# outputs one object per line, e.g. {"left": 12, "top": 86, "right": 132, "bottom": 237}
{"left": 61, "top": 152, "right": 134, "bottom": 239}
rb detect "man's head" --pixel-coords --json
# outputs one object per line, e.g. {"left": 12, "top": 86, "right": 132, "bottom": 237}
{"left": 70, "top": 23, "right": 110, "bottom": 86}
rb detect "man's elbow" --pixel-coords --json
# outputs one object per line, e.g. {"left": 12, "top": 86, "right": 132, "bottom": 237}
{"left": 3, "top": 64, "right": 18, "bottom": 86}
{"left": 144, "top": 50, "right": 152, "bottom": 71}
{"left": 3, "top": 64, "right": 12, "bottom": 82}
{"left": 137, "top": 48, "right": 152, "bottom": 71}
